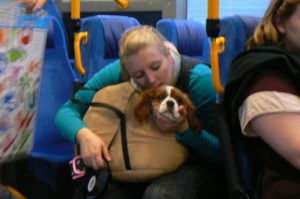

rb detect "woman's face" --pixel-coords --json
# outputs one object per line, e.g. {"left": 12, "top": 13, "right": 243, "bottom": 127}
{"left": 277, "top": 3, "right": 300, "bottom": 52}
{"left": 125, "top": 45, "right": 174, "bottom": 90}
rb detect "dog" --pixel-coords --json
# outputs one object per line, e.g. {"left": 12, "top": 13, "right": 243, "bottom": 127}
{"left": 134, "top": 85, "right": 201, "bottom": 133}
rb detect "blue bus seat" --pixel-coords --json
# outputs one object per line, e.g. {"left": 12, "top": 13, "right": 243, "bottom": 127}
{"left": 217, "top": 15, "right": 261, "bottom": 199}
{"left": 26, "top": 16, "right": 76, "bottom": 196}
{"left": 219, "top": 15, "right": 261, "bottom": 87}
{"left": 78, "top": 15, "right": 140, "bottom": 82}
{"left": 43, "top": 0, "right": 69, "bottom": 48}
{"left": 156, "top": 19, "right": 210, "bottom": 63}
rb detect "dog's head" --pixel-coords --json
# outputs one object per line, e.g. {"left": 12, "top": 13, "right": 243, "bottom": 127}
{"left": 134, "top": 85, "right": 201, "bottom": 133}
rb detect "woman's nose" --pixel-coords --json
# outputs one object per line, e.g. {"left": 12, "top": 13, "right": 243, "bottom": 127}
{"left": 145, "top": 73, "right": 157, "bottom": 86}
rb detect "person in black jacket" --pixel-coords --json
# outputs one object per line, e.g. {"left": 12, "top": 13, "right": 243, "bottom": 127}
{"left": 224, "top": 0, "right": 300, "bottom": 199}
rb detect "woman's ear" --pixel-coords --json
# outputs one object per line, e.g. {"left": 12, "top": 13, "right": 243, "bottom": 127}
{"left": 134, "top": 91, "right": 152, "bottom": 122}
{"left": 164, "top": 41, "right": 179, "bottom": 56}
{"left": 274, "top": 12, "right": 286, "bottom": 34}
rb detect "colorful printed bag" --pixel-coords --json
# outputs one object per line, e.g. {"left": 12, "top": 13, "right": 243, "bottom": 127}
{"left": 0, "top": 0, "right": 48, "bottom": 162}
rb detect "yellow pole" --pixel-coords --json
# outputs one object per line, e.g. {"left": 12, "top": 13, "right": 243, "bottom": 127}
{"left": 115, "top": 0, "right": 129, "bottom": 9}
{"left": 208, "top": 0, "right": 219, "bottom": 19}
{"left": 71, "top": 0, "right": 80, "bottom": 19}
{"left": 207, "top": 0, "right": 224, "bottom": 95}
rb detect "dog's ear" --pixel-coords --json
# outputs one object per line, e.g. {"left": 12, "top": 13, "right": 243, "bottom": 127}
{"left": 134, "top": 90, "right": 152, "bottom": 123}
{"left": 183, "top": 94, "right": 202, "bottom": 134}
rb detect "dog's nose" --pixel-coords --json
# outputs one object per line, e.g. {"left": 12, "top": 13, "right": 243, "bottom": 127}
{"left": 167, "top": 100, "right": 174, "bottom": 109}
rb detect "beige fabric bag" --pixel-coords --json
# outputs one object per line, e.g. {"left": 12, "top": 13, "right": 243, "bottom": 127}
{"left": 83, "top": 82, "right": 189, "bottom": 182}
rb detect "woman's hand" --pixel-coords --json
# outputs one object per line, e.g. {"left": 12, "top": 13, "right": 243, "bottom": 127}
{"left": 151, "top": 105, "right": 188, "bottom": 133}
{"left": 76, "top": 128, "right": 111, "bottom": 170}
{"left": 19, "top": 0, "right": 47, "bottom": 12}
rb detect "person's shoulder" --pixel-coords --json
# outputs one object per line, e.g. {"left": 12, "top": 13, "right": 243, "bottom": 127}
{"left": 243, "top": 45, "right": 298, "bottom": 58}
{"left": 87, "top": 59, "right": 122, "bottom": 86}
{"left": 180, "top": 55, "right": 210, "bottom": 73}
{"left": 105, "top": 59, "right": 122, "bottom": 69}
{"left": 233, "top": 44, "right": 300, "bottom": 71}
{"left": 190, "top": 62, "right": 211, "bottom": 76}
{"left": 181, "top": 55, "right": 209, "bottom": 66}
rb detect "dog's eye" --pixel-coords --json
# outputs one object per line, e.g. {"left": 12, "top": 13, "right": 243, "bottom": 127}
{"left": 156, "top": 95, "right": 165, "bottom": 101}
{"left": 175, "top": 96, "right": 183, "bottom": 104}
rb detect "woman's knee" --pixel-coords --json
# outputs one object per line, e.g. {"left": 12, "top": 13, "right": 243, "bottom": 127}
{"left": 142, "top": 184, "right": 170, "bottom": 199}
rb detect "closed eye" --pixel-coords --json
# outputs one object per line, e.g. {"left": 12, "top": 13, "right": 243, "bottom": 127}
{"left": 151, "top": 61, "right": 161, "bottom": 71}
{"left": 134, "top": 71, "right": 144, "bottom": 79}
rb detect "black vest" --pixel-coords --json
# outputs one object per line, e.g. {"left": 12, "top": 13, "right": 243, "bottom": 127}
{"left": 223, "top": 45, "right": 300, "bottom": 176}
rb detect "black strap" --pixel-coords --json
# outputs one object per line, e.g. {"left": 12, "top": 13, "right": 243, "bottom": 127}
{"left": 176, "top": 55, "right": 209, "bottom": 92}
{"left": 72, "top": 94, "right": 132, "bottom": 170}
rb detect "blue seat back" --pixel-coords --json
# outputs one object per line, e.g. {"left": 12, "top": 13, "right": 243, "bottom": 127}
{"left": 29, "top": 16, "right": 75, "bottom": 193}
{"left": 43, "top": 0, "right": 68, "bottom": 47}
{"left": 33, "top": 16, "right": 75, "bottom": 152}
{"left": 218, "top": 15, "right": 261, "bottom": 199}
{"left": 219, "top": 15, "right": 261, "bottom": 86}
{"left": 78, "top": 15, "right": 140, "bottom": 82}
{"left": 156, "top": 19, "right": 210, "bottom": 63}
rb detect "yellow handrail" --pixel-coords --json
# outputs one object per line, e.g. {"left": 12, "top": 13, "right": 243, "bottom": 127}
{"left": 71, "top": 0, "right": 88, "bottom": 75}
{"left": 71, "top": 0, "right": 129, "bottom": 75}
{"left": 210, "top": 37, "right": 225, "bottom": 95}
{"left": 207, "top": 0, "right": 225, "bottom": 95}
{"left": 74, "top": 32, "right": 88, "bottom": 75}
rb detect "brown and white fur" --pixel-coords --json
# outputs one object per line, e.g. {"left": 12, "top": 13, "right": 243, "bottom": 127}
{"left": 134, "top": 85, "right": 201, "bottom": 133}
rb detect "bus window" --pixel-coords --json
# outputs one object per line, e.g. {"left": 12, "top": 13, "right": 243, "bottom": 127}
{"left": 187, "top": 0, "right": 270, "bottom": 24}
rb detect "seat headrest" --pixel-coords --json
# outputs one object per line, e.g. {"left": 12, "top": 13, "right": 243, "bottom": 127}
{"left": 45, "top": 16, "right": 68, "bottom": 51}
{"left": 43, "top": 0, "right": 69, "bottom": 47}
{"left": 81, "top": 15, "right": 140, "bottom": 59}
{"left": 239, "top": 16, "right": 261, "bottom": 39}
{"left": 156, "top": 19, "right": 210, "bottom": 63}
{"left": 79, "top": 15, "right": 140, "bottom": 81}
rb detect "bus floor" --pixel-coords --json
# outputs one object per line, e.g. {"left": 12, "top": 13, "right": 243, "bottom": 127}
{"left": 0, "top": 159, "right": 74, "bottom": 199}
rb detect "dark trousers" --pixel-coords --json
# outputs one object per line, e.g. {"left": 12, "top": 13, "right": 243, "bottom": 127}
{"left": 93, "top": 157, "right": 228, "bottom": 199}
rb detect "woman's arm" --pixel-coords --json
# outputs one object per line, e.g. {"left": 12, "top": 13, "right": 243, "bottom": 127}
{"left": 55, "top": 60, "right": 122, "bottom": 143}
{"left": 19, "top": 0, "right": 47, "bottom": 12}
{"left": 177, "top": 63, "right": 222, "bottom": 164}
{"left": 251, "top": 112, "right": 300, "bottom": 170}
{"left": 176, "top": 129, "right": 222, "bottom": 165}
{"left": 188, "top": 63, "right": 218, "bottom": 135}
{"left": 240, "top": 71, "right": 300, "bottom": 170}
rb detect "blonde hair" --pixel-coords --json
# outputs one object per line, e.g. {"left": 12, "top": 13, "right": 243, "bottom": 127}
{"left": 119, "top": 25, "right": 168, "bottom": 78}
{"left": 247, "top": 0, "right": 300, "bottom": 49}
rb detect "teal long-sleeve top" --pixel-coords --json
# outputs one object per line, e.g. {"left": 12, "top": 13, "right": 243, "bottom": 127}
{"left": 55, "top": 59, "right": 222, "bottom": 165}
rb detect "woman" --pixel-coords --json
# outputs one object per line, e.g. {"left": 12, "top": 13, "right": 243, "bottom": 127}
{"left": 56, "top": 26, "right": 225, "bottom": 198}
{"left": 224, "top": 0, "right": 300, "bottom": 198}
